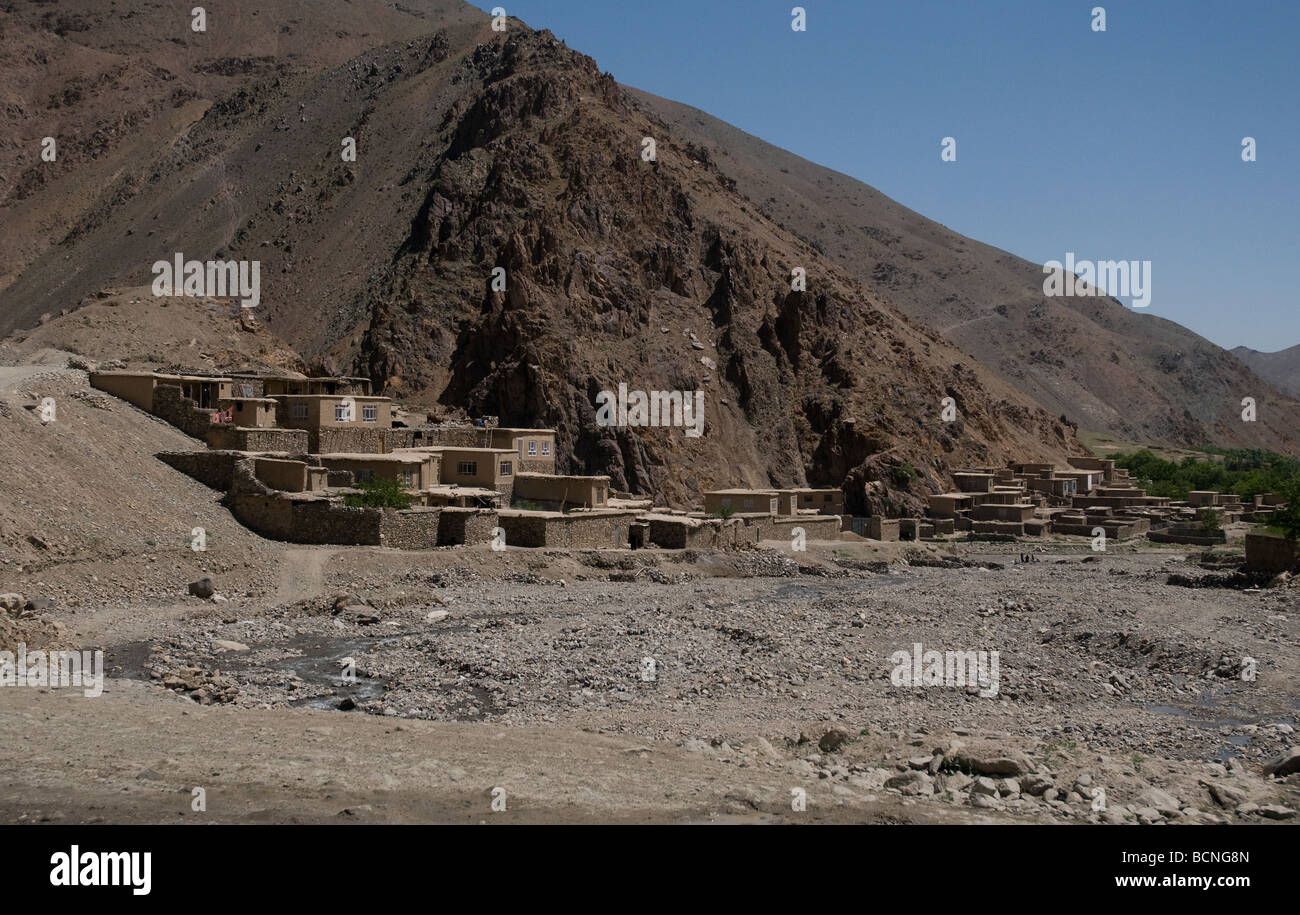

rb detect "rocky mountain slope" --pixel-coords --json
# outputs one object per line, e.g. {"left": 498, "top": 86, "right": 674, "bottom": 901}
{"left": 631, "top": 90, "right": 1300, "bottom": 455}
{"left": 1, "top": 0, "right": 1288, "bottom": 511}
{"left": 1231, "top": 344, "right": 1300, "bottom": 400}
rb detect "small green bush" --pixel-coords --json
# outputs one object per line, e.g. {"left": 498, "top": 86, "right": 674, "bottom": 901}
{"left": 344, "top": 477, "right": 412, "bottom": 509}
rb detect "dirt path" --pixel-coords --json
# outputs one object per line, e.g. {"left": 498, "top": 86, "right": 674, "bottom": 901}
{"left": 275, "top": 548, "right": 335, "bottom": 606}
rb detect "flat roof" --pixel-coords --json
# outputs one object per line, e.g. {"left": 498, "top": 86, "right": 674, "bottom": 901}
{"left": 91, "top": 370, "right": 234, "bottom": 383}
{"left": 400, "top": 446, "right": 516, "bottom": 455}
{"left": 492, "top": 427, "right": 557, "bottom": 435}
{"left": 273, "top": 393, "right": 390, "bottom": 401}
{"left": 514, "top": 472, "right": 609, "bottom": 482}
{"left": 705, "top": 488, "right": 778, "bottom": 495}
{"left": 423, "top": 485, "right": 500, "bottom": 496}
{"left": 316, "top": 452, "right": 430, "bottom": 463}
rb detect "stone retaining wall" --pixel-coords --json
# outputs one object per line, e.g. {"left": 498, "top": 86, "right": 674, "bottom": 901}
{"left": 1245, "top": 533, "right": 1300, "bottom": 572}
{"left": 498, "top": 512, "right": 636, "bottom": 549}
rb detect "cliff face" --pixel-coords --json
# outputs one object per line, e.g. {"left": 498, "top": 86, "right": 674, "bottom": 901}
{"left": 350, "top": 29, "right": 1081, "bottom": 508}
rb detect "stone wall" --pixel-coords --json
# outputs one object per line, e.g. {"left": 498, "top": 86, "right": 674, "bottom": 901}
{"left": 206, "top": 425, "right": 309, "bottom": 452}
{"left": 747, "top": 515, "right": 842, "bottom": 542}
{"left": 316, "top": 427, "right": 390, "bottom": 455}
{"left": 646, "top": 517, "right": 757, "bottom": 549}
{"left": 397, "top": 426, "right": 484, "bottom": 448}
{"left": 1245, "top": 533, "right": 1300, "bottom": 572}
{"left": 379, "top": 508, "right": 443, "bottom": 550}
{"left": 498, "top": 512, "right": 636, "bottom": 548}
{"left": 152, "top": 384, "right": 218, "bottom": 440}
{"left": 437, "top": 508, "right": 499, "bottom": 546}
{"left": 228, "top": 460, "right": 381, "bottom": 545}
{"left": 157, "top": 450, "right": 243, "bottom": 491}
{"left": 867, "top": 517, "right": 900, "bottom": 541}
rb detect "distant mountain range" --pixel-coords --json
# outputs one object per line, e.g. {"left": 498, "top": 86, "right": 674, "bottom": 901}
{"left": 1230, "top": 344, "right": 1300, "bottom": 400}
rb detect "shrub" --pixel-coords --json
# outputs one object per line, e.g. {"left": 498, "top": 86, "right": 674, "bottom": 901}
{"left": 343, "top": 477, "right": 412, "bottom": 509}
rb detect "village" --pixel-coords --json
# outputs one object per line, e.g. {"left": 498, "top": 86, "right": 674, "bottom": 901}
{"left": 86, "top": 367, "right": 1290, "bottom": 564}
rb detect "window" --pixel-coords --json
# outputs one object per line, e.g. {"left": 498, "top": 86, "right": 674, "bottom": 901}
{"left": 335, "top": 403, "right": 352, "bottom": 422}
{"left": 742, "top": 498, "right": 755, "bottom": 511}
{"left": 527, "top": 441, "right": 537, "bottom": 456}
{"left": 356, "top": 469, "right": 375, "bottom": 484}
{"left": 362, "top": 405, "right": 378, "bottom": 423}
{"left": 824, "top": 494, "right": 833, "bottom": 503}
{"left": 500, "top": 461, "right": 513, "bottom": 477}
{"left": 240, "top": 384, "right": 255, "bottom": 398}
{"left": 457, "top": 461, "right": 477, "bottom": 476}
{"left": 403, "top": 469, "right": 414, "bottom": 486}
{"left": 541, "top": 441, "right": 550, "bottom": 456}
{"left": 721, "top": 497, "right": 732, "bottom": 509}
{"left": 596, "top": 488, "right": 605, "bottom": 505}
{"left": 292, "top": 404, "right": 308, "bottom": 420}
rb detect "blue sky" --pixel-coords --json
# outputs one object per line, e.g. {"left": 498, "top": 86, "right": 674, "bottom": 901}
{"left": 470, "top": 1, "right": 1299, "bottom": 352}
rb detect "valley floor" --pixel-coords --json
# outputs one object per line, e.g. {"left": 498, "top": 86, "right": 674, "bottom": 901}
{"left": 2, "top": 538, "right": 1298, "bottom": 825}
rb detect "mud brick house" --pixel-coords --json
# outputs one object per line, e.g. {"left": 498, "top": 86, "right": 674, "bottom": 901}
{"left": 952, "top": 472, "right": 995, "bottom": 493}
{"left": 417, "top": 447, "right": 518, "bottom": 496}
{"left": 91, "top": 370, "right": 233, "bottom": 411}
{"left": 316, "top": 452, "right": 439, "bottom": 491}
{"left": 218, "top": 396, "right": 277, "bottom": 429}
{"left": 511, "top": 472, "right": 610, "bottom": 510}
{"left": 253, "top": 457, "right": 329, "bottom": 493}
{"left": 486, "top": 428, "right": 557, "bottom": 473}
{"left": 255, "top": 375, "right": 373, "bottom": 397}
{"left": 779, "top": 488, "right": 846, "bottom": 515}
{"left": 415, "top": 486, "right": 503, "bottom": 508}
{"left": 274, "top": 394, "right": 394, "bottom": 452}
{"left": 703, "top": 489, "right": 780, "bottom": 515}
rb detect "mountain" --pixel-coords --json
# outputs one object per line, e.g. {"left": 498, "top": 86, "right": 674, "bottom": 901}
{"left": 630, "top": 91, "right": 1300, "bottom": 455}
{"left": 0, "top": 0, "right": 1291, "bottom": 511}
{"left": 1230, "top": 344, "right": 1300, "bottom": 400}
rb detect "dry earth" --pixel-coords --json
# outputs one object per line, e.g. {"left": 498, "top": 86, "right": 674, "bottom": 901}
{"left": 2, "top": 533, "right": 1298, "bottom": 825}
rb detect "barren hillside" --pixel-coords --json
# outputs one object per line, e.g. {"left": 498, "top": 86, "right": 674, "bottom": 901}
{"left": 1231, "top": 344, "right": 1300, "bottom": 400}
{"left": 631, "top": 90, "right": 1300, "bottom": 455}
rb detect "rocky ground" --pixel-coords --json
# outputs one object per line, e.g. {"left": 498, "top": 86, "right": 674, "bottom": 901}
{"left": 2, "top": 535, "right": 1298, "bottom": 825}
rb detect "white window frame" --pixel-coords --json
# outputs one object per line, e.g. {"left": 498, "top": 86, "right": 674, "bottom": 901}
{"left": 362, "top": 404, "right": 378, "bottom": 423}
{"left": 527, "top": 441, "right": 537, "bottom": 456}
{"left": 541, "top": 440, "right": 550, "bottom": 456}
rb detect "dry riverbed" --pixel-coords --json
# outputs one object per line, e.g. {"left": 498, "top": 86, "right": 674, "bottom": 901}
{"left": 3, "top": 539, "right": 1299, "bottom": 824}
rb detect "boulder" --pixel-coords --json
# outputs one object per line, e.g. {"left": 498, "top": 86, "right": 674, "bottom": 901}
{"left": 1262, "top": 747, "right": 1300, "bottom": 778}
{"left": 947, "top": 747, "right": 1034, "bottom": 777}
{"left": 884, "top": 770, "right": 934, "bottom": 796}
{"left": 187, "top": 578, "right": 215, "bottom": 599}
{"left": 817, "top": 728, "right": 849, "bottom": 754}
{"left": 1135, "top": 787, "right": 1182, "bottom": 818}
